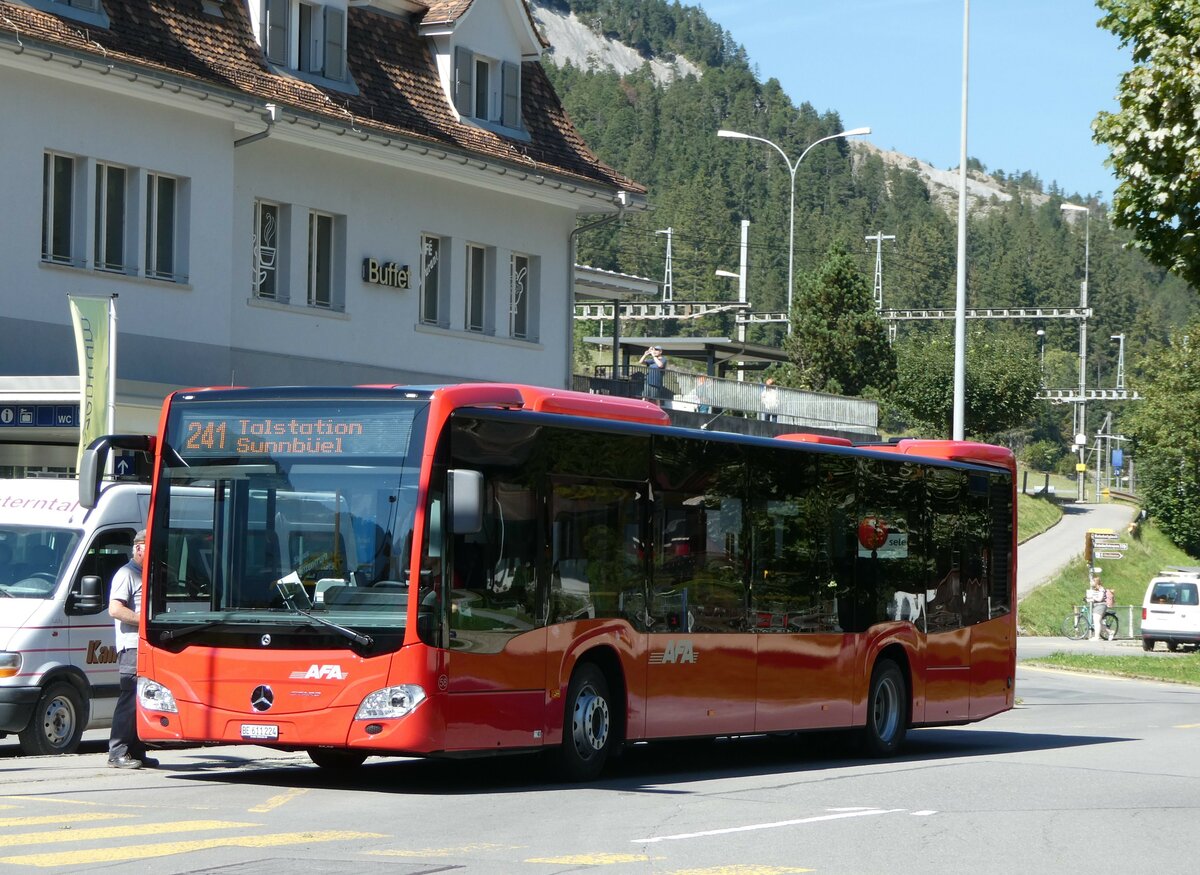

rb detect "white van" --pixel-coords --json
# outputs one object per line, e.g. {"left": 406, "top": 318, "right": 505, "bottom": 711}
{"left": 1141, "top": 567, "right": 1200, "bottom": 652}
{"left": 0, "top": 479, "right": 148, "bottom": 754}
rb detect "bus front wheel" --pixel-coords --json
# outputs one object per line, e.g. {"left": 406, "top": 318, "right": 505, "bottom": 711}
{"left": 557, "top": 663, "right": 612, "bottom": 781}
{"left": 863, "top": 660, "right": 907, "bottom": 757}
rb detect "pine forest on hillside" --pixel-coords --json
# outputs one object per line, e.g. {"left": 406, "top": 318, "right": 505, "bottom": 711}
{"left": 539, "top": 0, "right": 1197, "bottom": 454}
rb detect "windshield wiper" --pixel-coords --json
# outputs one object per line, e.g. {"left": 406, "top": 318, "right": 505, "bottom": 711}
{"left": 288, "top": 609, "right": 373, "bottom": 648}
{"left": 159, "top": 619, "right": 228, "bottom": 643}
{"left": 275, "top": 577, "right": 373, "bottom": 647}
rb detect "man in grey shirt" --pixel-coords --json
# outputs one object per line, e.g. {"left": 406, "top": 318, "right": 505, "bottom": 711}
{"left": 107, "top": 529, "right": 157, "bottom": 769}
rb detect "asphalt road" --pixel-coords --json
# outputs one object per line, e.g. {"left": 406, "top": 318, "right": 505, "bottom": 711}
{"left": 1, "top": 664, "right": 1198, "bottom": 874}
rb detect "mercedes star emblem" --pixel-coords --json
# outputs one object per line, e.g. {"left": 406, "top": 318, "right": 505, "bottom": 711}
{"left": 261, "top": 634, "right": 272, "bottom": 646}
{"left": 250, "top": 685, "right": 274, "bottom": 712}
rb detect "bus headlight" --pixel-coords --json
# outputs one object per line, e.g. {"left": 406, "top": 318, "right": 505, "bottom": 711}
{"left": 0, "top": 653, "right": 20, "bottom": 679}
{"left": 355, "top": 685, "right": 426, "bottom": 720}
{"left": 137, "top": 677, "right": 178, "bottom": 713}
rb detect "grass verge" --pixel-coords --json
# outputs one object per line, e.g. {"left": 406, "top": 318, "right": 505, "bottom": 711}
{"left": 1026, "top": 652, "right": 1200, "bottom": 686}
{"left": 1016, "top": 492, "right": 1062, "bottom": 544}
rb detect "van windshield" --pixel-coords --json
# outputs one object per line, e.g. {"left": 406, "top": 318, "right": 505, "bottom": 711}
{"left": 146, "top": 396, "right": 427, "bottom": 642}
{"left": 0, "top": 527, "right": 80, "bottom": 599}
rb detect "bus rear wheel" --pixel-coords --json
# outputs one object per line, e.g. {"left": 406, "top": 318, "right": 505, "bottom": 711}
{"left": 863, "top": 660, "right": 907, "bottom": 757}
{"left": 557, "top": 663, "right": 612, "bottom": 781}
{"left": 307, "top": 748, "right": 367, "bottom": 770}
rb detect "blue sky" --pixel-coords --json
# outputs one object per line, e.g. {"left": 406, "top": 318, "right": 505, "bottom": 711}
{"left": 696, "top": 0, "right": 1129, "bottom": 202}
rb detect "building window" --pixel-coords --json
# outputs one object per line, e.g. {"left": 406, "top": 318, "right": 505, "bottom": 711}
{"left": 420, "top": 234, "right": 442, "bottom": 326}
{"left": 94, "top": 163, "right": 127, "bottom": 273}
{"left": 465, "top": 244, "right": 487, "bottom": 333}
{"left": 253, "top": 200, "right": 281, "bottom": 300}
{"left": 454, "top": 47, "right": 522, "bottom": 129}
{"left": 42, "top": 153, "right": 76, "bottom": 265}
{"left": 145, "top": 172, "right": 178, "bottom": 281}
{"left": 510, "top": 253, "right": 530, "bottom": 339}
{"left": 264, "top": 0, "right": 346, "bottom": 81}
{"left": 308, "top": 211, "right": 335, "bottom": 309}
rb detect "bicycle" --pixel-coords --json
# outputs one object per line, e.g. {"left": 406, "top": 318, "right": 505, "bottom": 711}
{"left": 1061, "top": 601, "right": 1118, "bottom": 640}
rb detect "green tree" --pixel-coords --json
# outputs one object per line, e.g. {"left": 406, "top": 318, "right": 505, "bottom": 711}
{"left": 1093, "top": 0, "right": 1200, "bottom": 289}
{"left": 892, "top": 327, "right": 1042, "bottom": 438}
{"left": 783, "top": 248, "right": 895, "bottom": 395}
{"left": 1125, "top": 318, "right": 1200, "bottom": 554}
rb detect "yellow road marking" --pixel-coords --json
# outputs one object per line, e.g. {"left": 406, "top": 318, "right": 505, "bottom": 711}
{"left": 668, "top": 868, "right": 813, "bottom": 874}
{"left": 0, "top": 830, "right": 384, "bottom": 868}
{"left": 248, "top": 788, "right": 310, "bottom": 813}
{"left": 0, "top": 819, "right": 255, "bottom": 848}
{"left": 0, "top": 797, "right": 111, "bottom": 808}
{"left": 0, "top": 814, "right": 133, "bottom": 828}
{"left": 1174, "top": 723, "right": 1200, "bottom": 729}
{"left": 367, "top": 843, "right": 520, "bottom": 858}
{"left": 527, "top": 854, "right": 656, "bottom": 865}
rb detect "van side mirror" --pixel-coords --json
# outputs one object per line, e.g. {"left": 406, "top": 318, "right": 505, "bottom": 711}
{"left": 447, "top": 469, "right": 484, "bottom": 534}
{"left": 70, "top": 575, "right": 105, "bottom": 613}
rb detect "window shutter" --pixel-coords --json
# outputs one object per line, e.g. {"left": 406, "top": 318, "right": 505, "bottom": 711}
{"left": 501, "top": 61, "right": 521, "bottom": 129}
{"left": 453, "top": 45, "right": 474, "bottom": 116}
{"left": 265, "top": 0, "right": 288, "bottom": 65}
{"left": 323, "top": 6, "right": 345, "bottom": 79}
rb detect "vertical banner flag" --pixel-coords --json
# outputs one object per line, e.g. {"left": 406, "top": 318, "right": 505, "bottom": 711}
{"left": 68, "top": 295, "right": 113, "bottom": 470}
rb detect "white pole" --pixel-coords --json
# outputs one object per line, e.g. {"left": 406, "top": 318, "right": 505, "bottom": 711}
{"left": 952, "top": 0, "right": 970, "bottom": 441}
{"left": 107, "top": 294, "right": 117, "bottom": 436}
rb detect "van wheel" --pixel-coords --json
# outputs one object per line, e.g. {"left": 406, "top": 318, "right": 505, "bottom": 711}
{"left": 863, "top": 660, "right": 907, "bottom": 757}
{"left": 1167, "top": 641, "right": 1179, "bottom": 653}
{"left": 1143, "top": 639, "right": 1155, "bottom": 652}
{"left": 557, "top": 663, "right": 612, "bottom": 781}
{"left": 307, "top": 748, "right": 368, "bottom": 770}
{"left": 19, "top": 682, "right": 86, "bottom": 756}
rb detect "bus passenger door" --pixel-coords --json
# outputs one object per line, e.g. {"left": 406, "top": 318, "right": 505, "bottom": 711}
{"left": 443, "top": 476, "right": 546, "bottom": 752}
{"left": 643, "top": 456, "right": 755, "bottom": 739}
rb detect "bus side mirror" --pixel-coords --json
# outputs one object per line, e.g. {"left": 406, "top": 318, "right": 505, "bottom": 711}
{"left": 447, "top": 469, "right": 484, "bottom": 534}
{"left": 71, "top": 575, "right": 105, "bottom": 613}
{"left": 78, "top": 434, "right": 155, "bottom": 508}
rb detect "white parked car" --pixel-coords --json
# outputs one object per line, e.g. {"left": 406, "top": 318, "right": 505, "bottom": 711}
{"left": 1141, "top": 567, "right": 1200, "bottom": 652}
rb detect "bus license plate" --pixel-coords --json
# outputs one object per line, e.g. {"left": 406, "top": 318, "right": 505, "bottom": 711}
{"left": 240, "top": 724, "right": 279, "bottom": 740}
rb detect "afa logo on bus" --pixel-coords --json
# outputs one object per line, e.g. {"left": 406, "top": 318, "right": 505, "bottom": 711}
{"left": 649, "top": 640, "right": 697, "bottom": 665}
{"left": 289, "top": 665, "right": 348, "bottom": 680}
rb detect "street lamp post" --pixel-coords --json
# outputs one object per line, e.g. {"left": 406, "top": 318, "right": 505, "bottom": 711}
{"left": 1061, "top": 202, "right": 1090, "bottom": 501}
{"left": 717, "top": 126, "right": 870, "bottom": 333}
{"left": 1036, "top": 328, "right": 1046, "bottom": 383}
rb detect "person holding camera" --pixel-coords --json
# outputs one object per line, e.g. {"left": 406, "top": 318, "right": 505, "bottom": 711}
{"left": 639, "top": 346, "right": 667, "bottom": 401}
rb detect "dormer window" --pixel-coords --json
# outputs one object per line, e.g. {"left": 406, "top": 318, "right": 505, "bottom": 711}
{"left": 263, "top": 0, "right": 347, "bottom": 82}
{"left": 453, "top": 46, "right": 522, "bottom": 130}
{"left": 26, "top": 0, "right": 109, "bottom": 27}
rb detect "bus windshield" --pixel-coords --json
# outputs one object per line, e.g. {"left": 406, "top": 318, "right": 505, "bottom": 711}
{"left": 147, "top": 396, "right": 427, "bottom": 641}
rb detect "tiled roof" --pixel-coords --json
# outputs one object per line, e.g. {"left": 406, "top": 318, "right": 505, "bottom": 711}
{"left": 0, "top": 0, "right": 642, "bottom": 195}
{"left": 420, "top": 0, "right": 474, "bottom": 26}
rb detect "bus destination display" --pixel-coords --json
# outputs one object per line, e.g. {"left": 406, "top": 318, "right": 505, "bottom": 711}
{"left": 171, "top": 406, "right": 416, "bottom": 458}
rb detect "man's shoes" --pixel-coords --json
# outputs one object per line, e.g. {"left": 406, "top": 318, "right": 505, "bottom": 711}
{"left": 107, "top": 755, "right": 143, "bottom": 770}
{"left": 139, "top": 756, "right": 160, "bottom": 768}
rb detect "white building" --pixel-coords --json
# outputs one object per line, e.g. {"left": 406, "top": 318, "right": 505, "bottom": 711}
{"left": 0, "top": 0, "right": 645, "bottom": 472}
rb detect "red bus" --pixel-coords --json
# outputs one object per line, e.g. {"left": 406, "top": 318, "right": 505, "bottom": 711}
{"left": 81, "top": 383, "right": 1016, "bottom": 779}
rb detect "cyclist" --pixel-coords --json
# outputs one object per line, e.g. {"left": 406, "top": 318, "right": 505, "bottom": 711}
{"left": 1086, "top": 573, "right": 1115, "bottom": 641}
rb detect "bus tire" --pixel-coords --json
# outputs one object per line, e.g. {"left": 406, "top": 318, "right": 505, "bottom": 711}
{"left": 18, "top": 681, "right": 86, "bottom": 756}
{"left": 863, "top": 660, "right": 907, "bottom": 757}
{"left": 557, "top": 663, "right": 612, "bottom": 781}
{"left": 307, "top": 748, "right": 367, "bottom": 770}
